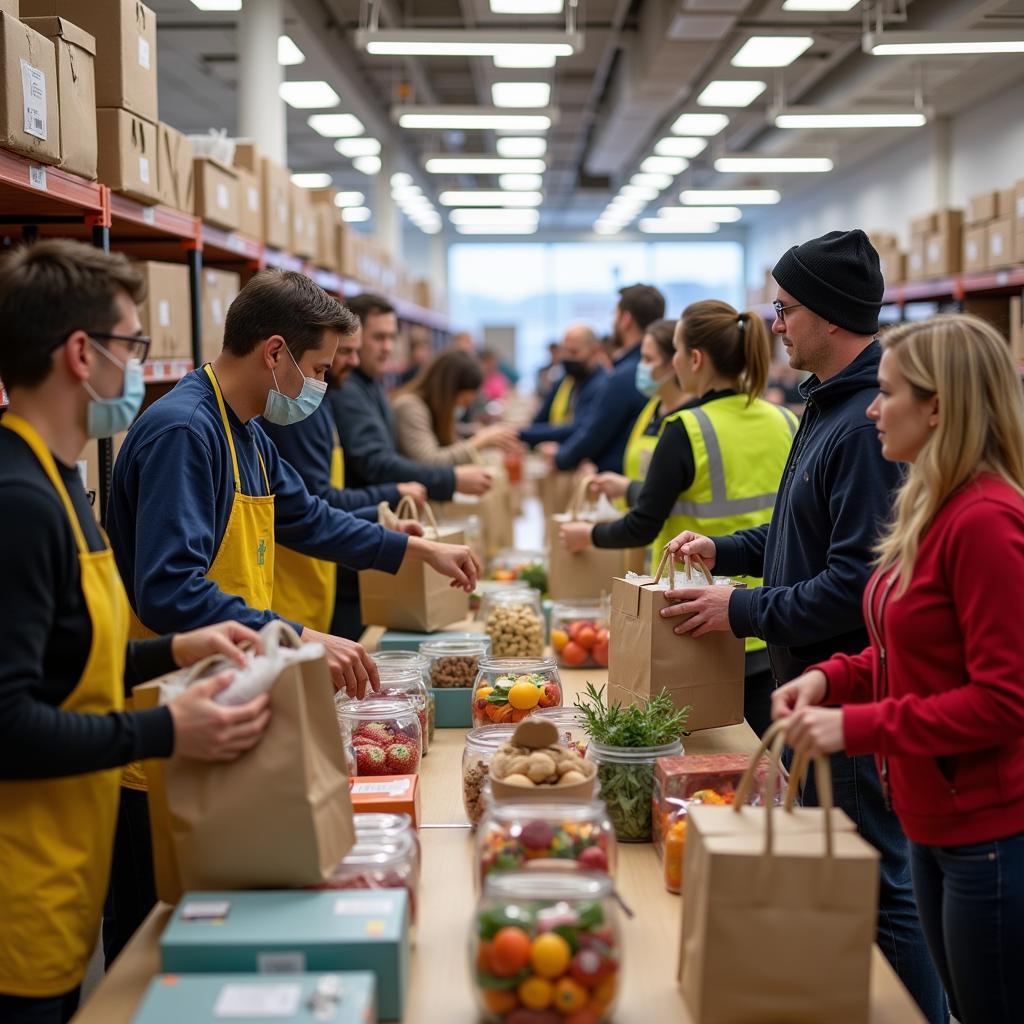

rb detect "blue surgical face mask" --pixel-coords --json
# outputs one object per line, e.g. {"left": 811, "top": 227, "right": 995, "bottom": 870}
{"left": 83, "top": 340, "right": 145, "bottom": 438}
{"left": 263, "top": 344, "right": 328, "bottom": 426}
{"left": 634, "top": 361, "right": 663, "bottom": 398}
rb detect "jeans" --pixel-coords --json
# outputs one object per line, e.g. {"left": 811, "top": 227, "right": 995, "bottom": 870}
{"left": 911, "top": 833, "right": 1024, "bottom": 1024}
{"left": 0, "top": 987, "right": 79, "bottom": 1024}
{"left": 798, "top": 751, "right": 948, "bottom": 1024}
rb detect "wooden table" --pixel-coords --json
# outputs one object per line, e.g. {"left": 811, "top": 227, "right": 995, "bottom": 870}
{"left": 73, "top": 643, "right": 925, "bottom": 1024}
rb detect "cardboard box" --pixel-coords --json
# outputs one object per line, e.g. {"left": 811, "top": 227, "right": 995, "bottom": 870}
{"left": 987, "top": 216, "right": 1013, "bottom": 270}
{"left": 156, "top": 122, "right": 193, "bottom": 212}
{"left": 348, "top": 774, "right": 421, "bottom": 827}
{"left": 21, "top": 16, "right": 95, "bottom": 179}
{"left": 997, "top": 188, "right": 1016, "bottom": 219}
{"left": 968, "top": 190, "right": 998, "bottom": 226}
{"left": 194, "top": 157, "right": 239, "bottom": 231}
{"left": 200, "top": 268, "right": 240, "bottom": 363}
{"left": 963, "top": 225, "right": 987, "bottom": 274}
{"left": 232, "top": 139, "right": 260, "bottom": 174}
{"left": 878, "top": 250, "right": 906, "bottom": 288}
{"left": 22, "top": 0, "right": 158, "bottom": 122}
{"left": 137, "top": 260, "right": 192, "bottom": 360}
{"left": 0, "top": 2, "right": 17, "bottom": 18}
{"left": 313, "top": 202, "right": 339, "bottom": 270}
{"left": 924, "top": 212, "right": 963, "bottom": 278}
{"left": 96, "top": 107, "right": 158, "bottom": 204}
{"left": 868, "top": 232, "right": 899, "bottom": 253}
{"left": 133, "top": 973, "right": 378, "bottom": 1024}
{"left": 236, "top": 165, "right": 262, "bottom": 239}
{"left": 1011, "top": 296, "right": 1023, "bottom": 364}
{"left": 0, "top": 14, "right": 60, "bottom": 165}
{"left": 289, "top": 183, "right": 316, "bottom": 259}
{"left": 910, "top": 211, "right": 937, "bottom": 237}
{"left": 907, "top": 236, "right": 928, "bottom": 281}
{"left": 261, "top": 157, "right": 292, "bottom": 250}
{"left": 160, "top": 890, "right": 411, "bottom": 1022}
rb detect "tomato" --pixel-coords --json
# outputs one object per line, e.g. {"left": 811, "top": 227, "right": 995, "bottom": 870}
{"left": 559, "top": 641, "right": 588, "bottom": 667}
{"left": 491, "top": 926, "right": 532, "bottom": 976}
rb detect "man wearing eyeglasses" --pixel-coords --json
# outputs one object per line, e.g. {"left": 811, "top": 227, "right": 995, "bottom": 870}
{"left": 662, "top": 229, "right": 946, "bottom": 1023}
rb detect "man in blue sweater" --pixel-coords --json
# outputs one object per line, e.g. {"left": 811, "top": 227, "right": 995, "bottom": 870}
{"left": 661, "top": 230, "right": 946, "bottom": 1023}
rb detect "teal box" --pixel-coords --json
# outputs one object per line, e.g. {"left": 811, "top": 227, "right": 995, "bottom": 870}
{"left": 133, "top": 972, "right": 376, "bottom": 1024}
{"left": 160, "top": 891, "right": 409, "bottom": 1021}
{"left": 430, "top": 687, "right": 472, "bottom": 728}
{"left": 378, "top": 629, "right": 480, "bottom": 653}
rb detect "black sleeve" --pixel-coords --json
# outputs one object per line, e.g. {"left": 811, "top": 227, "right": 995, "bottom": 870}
{"left": 591, "top": 419, "right": 695, "bottom": 549}
{"left": 125, "top": 637, "right": 178, "bottom": 690}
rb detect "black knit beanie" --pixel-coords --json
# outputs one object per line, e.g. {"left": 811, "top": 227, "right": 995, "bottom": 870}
{"left": 772, "top": 229, "right": 884, "bottom": 335}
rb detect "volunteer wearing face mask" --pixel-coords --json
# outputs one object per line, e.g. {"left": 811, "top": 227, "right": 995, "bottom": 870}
{"left": 0, "top": 241, "right": 271, "bottom": 1024}
{"left": 559, "top": 300, "right": 797, "bottom": 737}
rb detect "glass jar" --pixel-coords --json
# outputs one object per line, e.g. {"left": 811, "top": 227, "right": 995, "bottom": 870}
{"left": 321, "top": 833, "right": 419, "bottom": 923}
{"left": 420, "top": 636, "right": 491, "bottom": 691}
{"left": 365, "top": 665, "right": 430, "bottom": 757}
{"left": 472, "top": 656, "right": 562, "bottom": 728}
{"left": 471, "top": 578, "right": 531, "bottom": 617}
{"left": 462, "top": 724, "right": 518, "bottom": 827}
{"left": 550, "top": 599, "right": 610, "bottom": 670}
{"left": 487, "top": 548, "right": 548, "bottom": 595}
{"left": 476, "top": 801, "right": 616, "bottom": 887}
{"left": 370, "top": 651, "right": 434, "bottom": 745}
{"left": 532, "top": 707, "right": 591, "bottom": 759}
{"left": 353, "top": 812, "right": 419, "bottom": 879}
{"left": 482, "top": 588, "right": 545, "bottom": 659}
{"left": 586, "top": 740, "right": 684, "bottom": 843}
{"left": 471, "top": 870, "right": 622, "bottom": 1023}
{"left": 336, "top": 698, "right": 423, "bottom": 777}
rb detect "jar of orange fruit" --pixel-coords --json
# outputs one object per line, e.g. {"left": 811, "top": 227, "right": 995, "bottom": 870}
{"left": 550, "top": 601, "right": 610, "bottom": 669}
{"left": 471, "top": 657, "right": 562, "bottom": 728}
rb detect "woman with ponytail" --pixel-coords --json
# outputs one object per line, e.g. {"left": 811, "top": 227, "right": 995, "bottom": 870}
{"left": 773, "top": 313, "right": 1024, "bottom": 1024}
{"left": 559, "top": 299, "right": 798, "bottom": 734}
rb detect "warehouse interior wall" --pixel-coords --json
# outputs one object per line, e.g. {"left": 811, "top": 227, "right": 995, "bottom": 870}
{"left": 744, "top": 79, "right": 1024, "bottom": 291}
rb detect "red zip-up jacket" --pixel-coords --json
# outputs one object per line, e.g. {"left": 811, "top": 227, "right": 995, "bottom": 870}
{"left": 813, "top": 473, "right": 1024, "bottom": 846}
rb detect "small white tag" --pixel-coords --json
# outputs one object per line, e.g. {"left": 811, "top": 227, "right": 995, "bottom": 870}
{"left": 28, "top": 165, "right": 47, "bottom": 191}
{"left": 334, "top": 897, "right": 395, "bottom": 916}
{"left": 138, "top": 35, "right": 151, "bottom": 71}
{"left": 182, "top": 900, "right": 230, "bottom": 920}
{"left": 20, "top": 59, "right": 47, "bottom": 140}
{"left": 351, "top": 778, "right": 410, "bottom": 796}
{"left": 212, "top": 297, "right": 224, "bottom": 323}
{"left": 217, "top": 182, "right": 230, "bottom": 209}
{"left": 967, "top": 241, "right": 978, "bottom": 261}
{"left": 158, "top": 299, "right": 171, "bottom": 328}
{"left": 248, "top": 186, "right": 260, "bottom": 212}
{"left": 142, "top": 207, "right": 156, "bottom": 225}
{"left": 257, "top": 952, "right": 306, "bottom": 974}
{"left": 214, "top": 983, "right": 302, "bottom": 1018}
{"left": 992, "top": 234, "right": 1004, "bottom": 256}
{"left": 1018, "top": 196, "right": 1024, "bottom": 219}
{"left": 278, "top": 201, "right": 288, "bottom": 224}
{"left": 139, "top": 155, "right": 151, "bottom": 184}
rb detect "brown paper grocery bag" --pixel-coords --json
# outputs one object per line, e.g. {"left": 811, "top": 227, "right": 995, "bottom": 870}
{"left": 608, "top": 550, "right": 744, "bottom": 731}
{"left": 360, "top": 498, "right": 470, "bottom": 631}
{"left": 137, "top": 623, "right": 354, "bottom": 902}
{"left": 680, "top": 723, "right": 877, "bottom": 1024}
{"left": 537, "top": 469, "right": 576, "bottom": 521}
{"left": 439, "top": 455, "right": 515, "bottom": 558}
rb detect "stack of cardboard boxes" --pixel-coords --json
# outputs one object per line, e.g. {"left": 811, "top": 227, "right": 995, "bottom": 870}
{"left": 233, "top": 141, "right": 290, "bottom": 248}
{"left": 908, "top": 209, "right": 963, "bottom": 282}
{"left": 964, "top": 187, "right": 1017, "bottom": 273}
{"left": 869, "top": 233, "right": 904, "bottom": 288}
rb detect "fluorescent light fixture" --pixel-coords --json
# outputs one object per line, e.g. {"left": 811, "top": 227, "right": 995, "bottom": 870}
{"left": 681, "top": 189, "right": 780, "bottom": 205}
{"left": 620, "top": 185, "right": 659, "bottom": 200}
{"left": 307, "top": 113, "right": 364, "bottom": 137}
{"left": 864, "top": 30, "right": 1024, "bottom": 56}
{"left": 783, "top": 0, "right": 859, "bottom": 9}
{"left": 594, "top": 223, "right": 623, "bottom": 235}
{"left": 714, "top": 155, "right": 833, "bottom": 173}
{"left": 334, "top": 191, "right": 366, "bottom": 208}
{"left": 641, "top": 156, "right": 688, "bottom": 174}
{"left": 394, "top": 107, "right": 554, "bottom": 130}
{"left": 697, "top": 80, "right": 766, "bottom": 107}
{"left": 654, "top": 137, "right": 707, "bottom": 159}
{"left": 500, "top": 173, "right": 544, "bottom": 190}
{"left": 278, "top": 81, "right": 340, "bottom": 109}
{"left": 773, "top": 106, "right": 929, "bottom": 128}
{"left": 496, "top": 137, "right": 547, "bottom": 158}
{"left": 391, "top": 173, "right": 413, "bottom": 188}
{"left": 732, "top": 36, "right": 812, "bottom": 68}
{"left": 448, "top": 208, "right": 539, "bottom": 224}
{"left": 658, "top": 205, "right": 742, "bottom": 223}
{"left": 671, "top": 113, "right": 729, "bottom": 136}
{"left": 356, "top": 29, "right": 576, "bottom": 58}
{"left": 439, "top": 190, "right": 542, "bottom": 206}
{"left": 342, "top": 207, "right": 372, "bottom": 222}
{"left": 278, "top": 35, "right": 305, "bottom": 66}
{"left": 334, "top": 137, "right": 382, "bottom": 157}
{"left": 490, "top": 0, "right": 564, "bottom": 13}
{"left": 492, "top": 82, "right": 552, "bottom": 108}
{"left": 392, "top": 185, "right": 423, "bottom": 200}
{"left": 425, "top": 157, "right": 546, "bottom": 174}
{"left": 639, "top": 218, "right": 719, "bottom": 234}
{"left": 630, "top": 172, "right": 673, "bottom": 189}
{"left": 455, "top": 224, "right": 538, "bottom": 234}
{"left": 190, "top": 0, "right": 241, "bottom": 9}
{"left": 494, "top": 51, "right": 557, "bottom": 68}
{"left": 290, "top": 173, "right": 332, "bottom": 189}
{"left": 353, "top": 156, "right": 382, "bottom": 175}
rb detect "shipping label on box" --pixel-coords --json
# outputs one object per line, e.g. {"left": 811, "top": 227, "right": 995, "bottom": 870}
{"left": 289, "top": 184, "right": 316, "bottom": 259}
{"left": 96, "top": 107, "right": 159, "bottom": 204}
{"left": 987, "top": 217, "right": 1013, "bottom": 270}
{"left": 194, "top": 157, "right": 239, "bottom": 231}
{"left": 0, "top": 14, "right": 60, "bottom": 165}
{"left": 925, "top": 227, "right": 962, "bottom": 278}
{"left": 137, "top": 260, "right": 192, "bottom": 360}
{"left": 963, "top": 225, "right": 987, "bottom": 274}
{"left": 907, "top": 237, "right": 928, "bottom": 281}
{"left": 200, "top": 268, "right": 240, "bottom": 363}
{"left": 262, "top": 157, "right": 291, "bottom": 249}
{"left": 157, "top": 121, "right": 193, "bottom": 212}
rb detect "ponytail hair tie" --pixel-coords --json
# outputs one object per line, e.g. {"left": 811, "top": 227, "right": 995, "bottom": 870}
{"left": 737, "top": 312, "right": 747, "bottom": 335}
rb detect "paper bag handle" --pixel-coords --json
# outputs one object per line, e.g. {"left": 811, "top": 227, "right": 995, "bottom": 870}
{"left": 172, "top": 623, "right": 296, "bottom": 688}
{"left": 392, "top": 494, "right": 441, "bottom": 534}
{"left": 651, "top": 547, "right": 713, "bottom": 588}
{"left": 565, "top": 474, "right": 596, "bottom": 519}
{"left": 261, "top": 619, "right": 304, "bottom": 658}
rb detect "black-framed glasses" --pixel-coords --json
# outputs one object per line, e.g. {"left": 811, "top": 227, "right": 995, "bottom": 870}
{"left": 88, "top": 332, "right": 151, "bottom": 364}
{"left": 771, "top": 300, "right": 804, "bottom": 323}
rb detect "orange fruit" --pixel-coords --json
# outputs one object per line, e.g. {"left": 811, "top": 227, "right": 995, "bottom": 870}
{"left": 517, "top": 975, "right": 554, "bottom": 1010}
{"left": 574, "top": 626, "right": 597, "bottom": 651}
{"left": 486, "top": 703, "right": 514, "bottom": 724}
{"left": 511, "top": 708, "right": 531, "bottom": 723}
{"left": 560, "top": 641, "right": 588, "bottom": 667}
{"left": 490, "top": 926, "right": 532, "bottom": 976}
{"left": 530, "top": 933, "right": 572, "bottom": 979}
{"left": 552, "top": 977, "right": 589, "bottom": 1014}
{"left": 481, "top": 988, "right": 518, "bottom": 1013}
{"left": 551, "top": 628, "right": 569, "bottom": 653}
{"left": 590, "top": 974, "right": 617, "bottom": 1011}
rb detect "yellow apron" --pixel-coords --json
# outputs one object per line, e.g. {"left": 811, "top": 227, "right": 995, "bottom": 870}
{"left": 122, "top": 363, "right": 276, "bottom": 789}
{"left": 549, "top": 376, "right": 575, "bottom": 426}
{"left": 272, "top": 427, "right": 343, "bottom": 633}
{"left": 623, "top": 396, "right": 661, "bottom": 490}
{"left": 0, "top": 415, "right": 130, "bottom": 997}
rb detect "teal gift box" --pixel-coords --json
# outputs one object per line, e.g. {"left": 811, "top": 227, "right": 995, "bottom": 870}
{"left": 430, "top": 687, "right": 472, "bottom": 728}
{"left": 378, "top": 629, "right": 480, "bottom": 652}
{"left": 160, "top": 891, "right": 409, "bottom": 1021}
{"left": 133, "top": 972, "right": 376, "bottom": 1024}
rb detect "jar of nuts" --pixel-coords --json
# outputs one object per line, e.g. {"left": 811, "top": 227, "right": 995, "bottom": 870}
{"left": 462, "top": 724, "right": 518, "bottom": 827}
{"left": 481, "top": 587, "right": 544, "bottom": 658}
{"left": 419, "top": 636, "right": 491, "bottom": 690}
{"left": 471, "top": 656, "right": 562, "bottom": 728}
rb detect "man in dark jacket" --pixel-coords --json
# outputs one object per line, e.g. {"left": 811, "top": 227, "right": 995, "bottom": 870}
{"left": 661, "top": 230, "right": 946, "bottom": 1023}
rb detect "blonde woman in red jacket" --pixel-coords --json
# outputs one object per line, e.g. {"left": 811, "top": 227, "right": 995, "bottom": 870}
{"left": 773, "top": 313, "right": 1024, "bottom": 1024}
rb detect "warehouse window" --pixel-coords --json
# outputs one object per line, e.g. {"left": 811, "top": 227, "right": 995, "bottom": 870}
{"left": 448, "top": 241, "right": 743, "bottom": 386}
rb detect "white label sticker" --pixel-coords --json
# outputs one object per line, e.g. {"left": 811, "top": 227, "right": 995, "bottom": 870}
{"left": 182, "top": 900, "right": 231, "bottom": 920}
{"left": 212, "top": 298, "right": 224, "bottom": 323}
{"left": 248, "top": 186, "right": 260, "bottom": 212}
{"left": 217, "top": 183, "right": 230, "bottom": 209}
{"left": 138, "top": 35, "right": 151, "bottom": 71}
{"left": 992, "top": 234, "right": 1004, "bottom": 256}
{"left": 351, "top": 779, "right": 411, "bottom": 796}
{"left": 1018, "top": 197, "right": 1024, "bottom": 219}
{"left": 278, "top": 201, "right": 288, "bottom": 224}
{"left": 214, "top": 983, "right": 302, "bottom": 1018}
{"left": 28, "top": 165, "right": 46, "bottom": 191}
{"left": 334, "top": 897, "right": 395, "bottom": 916}
{"left": 967, "top": 241, "right": 978, "bottom": 261}
{"left": 927, "top": 241, "right": 939, "bottom": 262}
{"left": 158, "top": 299, "right": 171, "bottom": 328}
{"left": 139, "top": 155, "right": 151, "bottom": 185}
{"left": 142, "top": 207, "right": 156, "bottom": 225}
{"left": 20, "top": 60, "right": 47, "bottom": 140}
{"left": 257, "top": 952, "right": 306, "bottom": 974}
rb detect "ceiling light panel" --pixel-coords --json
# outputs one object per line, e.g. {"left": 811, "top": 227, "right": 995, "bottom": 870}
{"left": 278, "top": 81, "right": 340, "bottom": 109}
{"left": 774, "top": 110, "right": 927, "bottom": 128}
{"left": 391, "top": 173, "right": 413, "bottom": 187}
{"left": 864, "top": 30, "right": 1024, "bottom": 55}
{"left": 732, "top": 36, "right": 812, "bottom": 68}
{"left": 697, "top": 80, "right": 766, "bottom": 107}
{"left": 191, "top": 0, "right": 241, "bottom": 9}
{"left": 639, "top": 219, "right": 719, "bottom": 234}
{"left": 425, "top": 157, "right": 546, "bottom": 174}
{"left": 670, "top": 112, "right": 729, "bottom": 136}
{"left": 395, "top": 107, "right": 554, "bottom": 130}
{"left": 658, "top": 205, "right": 742, "bottom": 222}
{"left": 493, "top": 51, "right": 557, "bottom": 68}
{"left": 620, "top": 184, "right": 659, "bottom": 200}
{"left": 654, "top": 137, "right": 707, "bottom": 158}
{"left": 455, "top": 224, "right": 539, "bottom": 234}
{"left": 490, "top": 0, "right": 564, "bottom": 13}
{"left": 334, "top": 191, "right": 366, "bottom": 208}
{"left": 681, "top": 189, "right": 780, "bottom": 205}
{"left": 307, "top": 113, "right": 364, "bottom": 137}
{"left": 439, "top": 191, "right": 543, "bottom": 206}
{"left": 500, "top": 173, "right": 545, "bottom": 190}
{"left": 342, "top": 207, "right": 372, "bottom": 222}
{"left": 714, "top": 156, "right": 833, "bottom": 172}
{"left": 353, "top": 156, "right": 382, "bottom": 175}
{"left": 449, "top": 208, "right": 539, "bottom": 224}
{"left": 290, "top": 173, "right": 332, "bottom": 189}
{"left": 630, "top": 172, "right": 673, "bottom": 189}
{"left": 783, "top": 0, "right": 859, "bottom": 9}
{"left": 641, "top": 156, "right": 688, "bottom": 174}
{"left": 357, "top": 30, "right": 576, "bottom": 58}
{"left": 278, "top": 35, "right": 305, "bottom": 65}
{"left": 496, "top": 137, "right": 547, "bottom": 158}
{"left": 334, "top": 137, "right": 382, "bottom": 157}
{"left": 492, "top": 82, "right": 552, "bottom": 107}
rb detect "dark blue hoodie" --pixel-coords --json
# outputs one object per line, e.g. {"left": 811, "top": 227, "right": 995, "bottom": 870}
{"left": 716, "top": 341, "right": 902, "bottom": 684}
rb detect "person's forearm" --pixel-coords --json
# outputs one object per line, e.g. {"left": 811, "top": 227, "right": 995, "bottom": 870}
{"left": 125, "top": 636, "right": 178, "bottom": 689}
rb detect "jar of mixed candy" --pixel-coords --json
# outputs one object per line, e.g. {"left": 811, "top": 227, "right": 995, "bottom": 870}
{"left": 550, "top": 600, "right": 610, "bottom": 669}
{"left": 476, "top": 801, "right": 616, "bottom": 887}
{"left": 321, "top": 833, "right": 419, "bottom": 923}
{"left": 371, "top": 651, "right": 434, "bottom": 745}
{"left": 482, "top": 588, "right": 545, "bottom": 658}
{"left": 471, "top": 870, "right": 622, "bottom": 1022}
{"left": 462, "top": 724, "right": 519, "bottom": 827}
{"left": 336, "top": 698, "right": 422, "bottom": 777}
{"left": 472, "top": 657, "right": 562, "bottom": 728}
{"left": 530, "top": 706, "right": 590, "bottom": 759}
